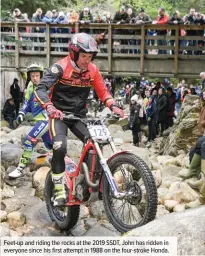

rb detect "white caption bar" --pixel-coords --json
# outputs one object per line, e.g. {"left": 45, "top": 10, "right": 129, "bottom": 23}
{"left": 1, "top": 236, "right": 177, "bottom": 256}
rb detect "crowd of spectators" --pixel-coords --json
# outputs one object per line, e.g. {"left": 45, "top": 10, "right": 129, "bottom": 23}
{"left": 1, "top": 6, "right": 205, "bottom": 54}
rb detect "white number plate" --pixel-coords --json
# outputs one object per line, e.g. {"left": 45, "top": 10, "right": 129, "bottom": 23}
{"left": 89, "top": 125, "right": 109, "bottom": 140}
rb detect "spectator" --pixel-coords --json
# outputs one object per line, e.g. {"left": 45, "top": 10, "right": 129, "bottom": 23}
{"left": 42, "top": 11, "right": 53, "bottom": 24}
{"left": 105, "top": 12, "right": 113, "bottom": 24}
{"left": 194, "top": 13, "right": 205, "bottom": 55}
{"left": 68, "top": 10, "right": 79, "bottom": 34}
{"left": 10, "top": 78, "right": 21, "bottom": 115}
{"left": 153, "top": 7, "right": 169, "bottom": 54}
{"left": 13, "top": 8, "right": 26, "bottom": 22}
{"left": 146, "top": 95, "right": 157, "bottom": 142}
{"left": 168, "top": 11, "right": 184, "bottom": 54}
{"left": 113, "top": 6, "right": 129, "bottom": 24}
{"left": 130, "top": 95, "right": 141, "bottom": 147}
{"left": 79, "top": 7, "right": 93, "bottom": 33}
{"left": 2, "top": 98, "right": 16, "bottom": 129}
{"left": 190, "top": 85, "right": 197, "bottom": 95}
{"left": 183, "top": 9, "right": 196, "bottom": 54}
{"left": 135, "top": 8, "right": 152, "bottom": 24}
{"left": 157, "top": 87, "right": 168, "bottom": 135}
{"left": 167, "top": 87, "right": 176, "bottom": 128}
{"left": 52, "top": 10, "right": 58, "bottom": 22}
{"left": 32, "top": 8, "right": 44, "bottom": 51}
{"left": 200, "top": 72, "right": 205, "bottom": 90}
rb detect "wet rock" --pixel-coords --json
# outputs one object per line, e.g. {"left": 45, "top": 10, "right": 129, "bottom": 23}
{"left": 7, "top": 211, "right": 26, "bottom": 230}
{"left": 2, "top": 197, "right": 21, "bottom": 213}
{"left": 32, "top": 166, "right": 50, "bottom": 199}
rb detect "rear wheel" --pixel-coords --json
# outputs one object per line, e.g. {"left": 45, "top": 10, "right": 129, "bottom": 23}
{"left": 102, "top": 153, "right": 157, "bottom": 233}
{"left": 44, "top": 170, "right": 80, "bottom": 230}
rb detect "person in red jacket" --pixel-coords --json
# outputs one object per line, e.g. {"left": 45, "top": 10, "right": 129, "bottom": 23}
{"left": 34, "top": 33, "right": 124, "bottom": 206}
{"left": 153, "top": 7, "right": 169, "bottom": 54}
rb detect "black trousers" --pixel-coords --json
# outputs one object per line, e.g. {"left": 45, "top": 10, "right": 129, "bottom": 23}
{"left": 167, "top": 116, "right": 174, "bottom": 128}
{"left": 49, "top": 119, "right": 89, "bottom": 174}
{"left": 159, "top": 121, "right": 167, "bottom": 135}
{"left": 14, "top": 99, "right": 20, "bottom": 115}
{"left": 148, "top": 120, "right": 156, "bottom": 141}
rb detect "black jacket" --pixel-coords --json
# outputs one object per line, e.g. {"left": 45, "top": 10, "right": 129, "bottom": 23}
{"left": 157, "top": 94, "right": 167, "bottom": 122}
{"left": 2, "top": 99, "right": 16, "bottom": 117}
{"left": 10, "top": 83, "right": 21, "bottom": 99}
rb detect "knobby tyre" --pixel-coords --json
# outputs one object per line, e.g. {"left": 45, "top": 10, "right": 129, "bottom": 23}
{"left": 102, "top": 153, "right": 157, "bottom": 233}
{"left": 44, "top": 170, "right": 80, "bottom": 230}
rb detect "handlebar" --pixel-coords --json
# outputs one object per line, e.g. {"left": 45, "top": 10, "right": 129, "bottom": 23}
{"left": 62, "top": 112, "right": 120, "bottom": 125}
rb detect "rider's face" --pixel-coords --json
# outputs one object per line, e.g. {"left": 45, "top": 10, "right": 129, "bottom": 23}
{"left": 30, "top": 72, "right": 41, "bottom": 85}
{"left": 76, "top": 52, "right": 93, "bottom": 70}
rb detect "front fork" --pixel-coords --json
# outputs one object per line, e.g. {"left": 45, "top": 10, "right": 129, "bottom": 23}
{"left": 94, "top": 140, "right": 130, "bottom": 199}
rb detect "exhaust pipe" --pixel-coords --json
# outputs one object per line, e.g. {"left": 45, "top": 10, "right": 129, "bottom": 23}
{"left": 82, "top": 162, "right": 99, "bottom": 189}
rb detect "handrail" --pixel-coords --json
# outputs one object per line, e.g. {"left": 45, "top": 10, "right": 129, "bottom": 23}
{"left": 1, "top": 22, "right": 205, "bottom": 77}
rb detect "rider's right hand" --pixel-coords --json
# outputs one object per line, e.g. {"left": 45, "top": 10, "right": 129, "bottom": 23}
{"left": 46, "top": 105, "right": 64, "bottom": 120}
{"left": 16, "top": 113, "right": 25, "bottom": 125}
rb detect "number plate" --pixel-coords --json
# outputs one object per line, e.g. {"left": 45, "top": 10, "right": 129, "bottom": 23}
{"left": 89, "top": 125, "right": 109, "bottom": 140}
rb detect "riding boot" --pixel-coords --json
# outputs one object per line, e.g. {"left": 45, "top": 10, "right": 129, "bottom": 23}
{"left": 185, "top": 159, "right": 205, "bottom": 208}
{"left": 178, "top": 154, "right": 201, "bottom": 179}
{"left": 9, "top": 154, "right": 30, "bottom": 178}
{"left": 52, "top": 172, "right": 66, "bottom": 207}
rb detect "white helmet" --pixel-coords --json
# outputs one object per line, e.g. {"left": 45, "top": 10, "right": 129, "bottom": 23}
{"left": 131, "top": 95, "right": 138, "bottom": 103}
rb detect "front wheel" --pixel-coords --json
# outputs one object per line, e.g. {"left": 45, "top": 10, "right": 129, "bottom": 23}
{"left": 102, "top": 153, "right": 157, "bottom": 233}
{"left": 44, "top": 170, "right": 80, "bottom": 230}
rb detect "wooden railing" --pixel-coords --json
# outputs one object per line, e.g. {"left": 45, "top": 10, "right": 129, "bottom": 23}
{"left": 1, "top": 22, "right": 205, "bottom": 77}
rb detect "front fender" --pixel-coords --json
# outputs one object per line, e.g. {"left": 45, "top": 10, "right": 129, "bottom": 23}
{"left": 99, "top": 150, "right": 132, "bottom": 193}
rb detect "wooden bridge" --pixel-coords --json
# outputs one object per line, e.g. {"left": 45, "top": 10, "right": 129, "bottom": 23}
{"left": 1, "top": 22, "right": 205, "bottom": 79}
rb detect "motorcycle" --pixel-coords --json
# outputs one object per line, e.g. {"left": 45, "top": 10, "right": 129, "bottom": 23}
{"left": 44, "top": 113, "right": 157, "bottom": 233}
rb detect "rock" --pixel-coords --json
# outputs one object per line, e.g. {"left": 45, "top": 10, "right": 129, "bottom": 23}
{"left": 84, "top": 223, "right": 120, "bottom": 236}
{"left": 112, "top": 130, "right": 132, "bottom": 143}
{"left": 113, "top": 138, "right": 124, "bottom": 146}
{"left": 181, "top": 154, "right": 190, "bottom": 168}
{"left": 157, "top": 187, "right": 169, "bottom": 202}
{"left": 108, "top": 124, "right": 123, "bottom": 135}
{"left": 164, "top": 158, "right": 182, "bottom": 167}
{"left": 2, "top": 197, "right": 22, "bottom": 213}
{"left": 1, "top": 143, "right": 24, "bottom": 168}
{"left": 0, "top": 210, "right": 8, "bottom": 222}
{"left": 152, "top": 170, "right": 162, "bottom": 188}
{"left": 85, "top": 218, "right": 98, "bottom": 229}
{"left": 5, "top": 166, "right": 32, "bottom": 187}
{"left": 67, "top": 140, "right": 83, "bottom": 158}
{"left": 116, "top": 117, "right": 129, "bottom": 127}
{"left": 14, "top": 186, "right": 35, "bottom": 199}
{"left": 160, "top": 95, "right": 201, "bottom": 155}
{"left": 27, "top": 228, "right": 62, "bottom": 236}
{"left": 157, "top": 155, "right": 175, "bottom": 166}
{"left": 140, "top": 124, "right": 149, "bottom": 136}
{"left": 70, "top": 220, "right": 87, "bottom": 236}
{"left": 126, "top": 207, "right": 205, "bottom": 256}
{"left": 151, "top": 162, "right": 161, "bottom": 170}
{"left": 20, "top": 201, "right": 52, "bottom": 227}
{"left": 18, "top": 196, "right": 42, "bottom": 206}
{"left": 7, "top": 211, "right": 26, "bottom": 230}
{"left": 160, "top": 165, "right": 182, "bottom": 188}
{"left": 156, "top": 205, "right": 170, "bottom": 218}
{"left": 2, "top": 184, "right": 14, "bottom": 199}
{"left": 0, "top": 222, "right": 10, "bottom": 236}
{"left": 1, "top": 166, "right": 5, "bottom": 189}
{"left": 89, "top": 201, "right": 106, "bottom": 218}
{"left": 164, "top": 181, "right": 199, "bottom": 203}
{"left": 173, "top": 204, "right": 185, "bottom": 212}
{"left": 79, "top": 205, "right": 90, "bottom": 219}
{"left": 32, "top": 166, "right": 50, "bottom": 199}
{"left": 164, "top": 200, "right": 179, "bottom": 211}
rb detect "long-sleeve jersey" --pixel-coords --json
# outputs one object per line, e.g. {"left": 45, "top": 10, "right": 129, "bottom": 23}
{"left": 19, "top": 81, "right": 48, "bottom": 122}
{"left": 34, "top": 56, "right": 113, "bottom": 116}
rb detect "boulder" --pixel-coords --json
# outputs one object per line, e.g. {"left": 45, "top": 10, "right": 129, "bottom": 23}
{"left": 126, "top": 207, "right": 205, "bottom": 256}
{"left": 108, "top": 124, "right": 123, "bottom": 135}
{"left": 157, "top": 155, "right": 175, "bottom": 166}
{"left": 112, "top": 130, "right": 132, "bottom": 143}
{"left": 2, "top": 197, "right": 22, "bottom": 213}
{"left": 1, "top": 144, "right": 23, "bottom": 168}
{"left": 0, "top": 222, "right": 10, "bottom": 236}
{"left": 5, "top": 166, "right": 32, "bottom": 187}
{"left": 160, "top": 165, "right": 182, "bottom": 188}
{"left": 7, "top": 211, "right": 26, "bottom": 230}
{"left": 164, "top": 200, "right": 179, "bottom": 211}
{"left": 2, "top": 184, "right": 15, "bottom": 199}
{"left": 164, "top": 181, "right": 199, "bottom": 203}
{"left": 156, "top": 205, "right": 170, "bottom": 218}
{"left": 32, "top": 166, "right": 50, "bottom": 199}
{"left": 160, "top": 95, "right": 201, "bottom": 155}
{"left": 173, "top": 204, "right": 185, "bottom": 212}
{"left": 0, "top": 210, "right": 8, "bottom": 222}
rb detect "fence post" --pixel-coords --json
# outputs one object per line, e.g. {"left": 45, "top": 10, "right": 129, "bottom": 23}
{"left": 140, "top": 25, "right": 145, "bottom": 75}
{"left": 46, "top": 24, "right": 50, "bottom": 67}
{"left": 174, "top": 26, "right": 179, "bottom": 75}
{"left": 15, "top": 22, "right": 19, "bottom": 69}
{"left": 108, "top": 24, "right": 112, "bottom": 74}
